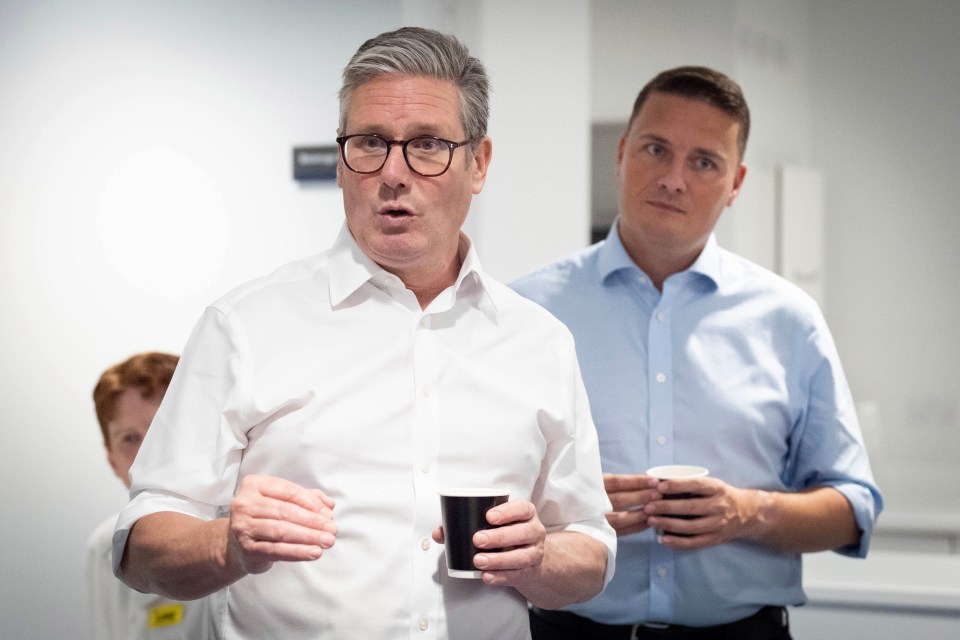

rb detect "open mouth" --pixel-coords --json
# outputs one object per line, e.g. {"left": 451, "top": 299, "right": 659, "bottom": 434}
{"left": 380, "top": 205, "right": 413, "bottom": 218}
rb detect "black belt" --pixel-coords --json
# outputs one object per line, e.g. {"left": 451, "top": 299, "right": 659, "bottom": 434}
{"left": 530, "top": 605, "right": 789, "bottom": 640}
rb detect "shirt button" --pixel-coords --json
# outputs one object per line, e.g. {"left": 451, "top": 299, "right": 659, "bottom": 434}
{"left": 656, "top": 373, "right": 667, "bottom": 383}
{"left": 420, "top": 462, "right": 430, "bottom": 474}
{"left": 657, "top": 566, "right": 667, "bottom": 578}
{"left": 419, "top": 537, "right": 431, "bottom": 551}
{"left": 656, "top": 312, "right": 667, "bottom": 322}
{"left": 657, "top": 435, "right": 667, "bottom": 446}
{"left": 421, "top": 385, "right": 432, "bottom": 398}
{"left": 417, "top": 616, "right": 429, "bottom": 631}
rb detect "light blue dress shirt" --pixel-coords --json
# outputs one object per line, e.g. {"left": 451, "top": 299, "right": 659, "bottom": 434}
{"left": 511, "top": 221, "right": 882, "bottom": 626}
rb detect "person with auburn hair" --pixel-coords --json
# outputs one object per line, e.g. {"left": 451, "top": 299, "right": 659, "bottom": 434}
{"left": 86, "top": 352, "right": 213, "bottom": 639}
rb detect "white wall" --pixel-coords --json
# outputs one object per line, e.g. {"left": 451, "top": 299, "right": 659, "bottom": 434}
{"left": 0, "top": 1, "right": 590, "bottom": 637}
{"left": 591, "top": 0, "right": 814, "bottom": 163}
{"left": 807, "top": 0, "right": 960, "bottom": 520}
{"left": 473, "top": 0, "right": 591, "bottom": 278}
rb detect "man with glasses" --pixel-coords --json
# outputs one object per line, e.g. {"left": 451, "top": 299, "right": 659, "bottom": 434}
{"left": 112, "top": 27, "right": 615, "bottom": 639}
{"left": 513, "top": 66, "right": 882, "bottom": 639}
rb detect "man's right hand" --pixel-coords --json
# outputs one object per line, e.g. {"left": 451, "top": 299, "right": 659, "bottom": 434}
{"left": 603, "top": 473, "right": 661, "bottom": 536}
{"left": 227, "top": 474, "right": 337, "bottom": 575}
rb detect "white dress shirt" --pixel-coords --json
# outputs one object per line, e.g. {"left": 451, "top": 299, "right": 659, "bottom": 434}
{"left": 87, "top": 514, "right": 216, "bottom": 639}
{"left": 114, "top": 225, "right": 615, "bottom": 640}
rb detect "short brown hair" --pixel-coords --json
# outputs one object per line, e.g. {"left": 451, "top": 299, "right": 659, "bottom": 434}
{"left": 93, "top": 352, "right": 178, "bottom": 446}
{"left": 628, "top": 66, "right": 750, "bottom": 159}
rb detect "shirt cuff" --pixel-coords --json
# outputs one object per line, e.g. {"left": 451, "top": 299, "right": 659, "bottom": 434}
{"left": 111, "top": 490, "right": 220, "bottom": 579}
{"left": 830, "top": 482, "right": 883, "bottom": 558}
{"left": 551, "top": 519, "right": 618, "bottom": 587}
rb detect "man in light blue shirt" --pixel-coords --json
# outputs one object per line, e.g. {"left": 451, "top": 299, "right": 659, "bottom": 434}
{"left": 513, "top": 66, "right": 882, "bottom": 640}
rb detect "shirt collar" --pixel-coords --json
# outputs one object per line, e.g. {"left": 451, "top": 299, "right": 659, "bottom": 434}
{"left": 596, "top": 218, "right": 721, "bottom": 290}
{"left": 453, "top": 233, "right": 503, "bottom": 322}
{"left": 686, "top": 233, "right": 722, "bottom": 289}
{"left": 596, "top": 220, "right": 642, "bottom": 282}
{"left": 328, "top": 224, "right": 384, "bottom": 307}
{"left": 327, "top": 224, "right": 501, "bottom": 321}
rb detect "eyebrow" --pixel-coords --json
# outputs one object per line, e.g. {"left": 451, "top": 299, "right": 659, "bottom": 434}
{"left": 349, "top": 123, "right": 450, "bottom": 139}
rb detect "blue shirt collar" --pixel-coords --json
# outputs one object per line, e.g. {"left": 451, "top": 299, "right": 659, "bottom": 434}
{"left": 597, "top": 218, "right": 721, "bottom": 290}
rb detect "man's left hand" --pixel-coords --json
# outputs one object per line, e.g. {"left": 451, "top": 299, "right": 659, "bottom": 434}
{"left": 643, "top": 476, "right": 760, "bottom": 550}
{"left": 431, "top": 499, "right": 546, "bottom": 585}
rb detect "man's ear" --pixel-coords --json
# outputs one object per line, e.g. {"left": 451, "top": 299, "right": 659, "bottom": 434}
{"left": 470, "top": 136, "right": 493, "bottom": 195}
{"left": 726, "top": 164, "right": 748, "bottom": 207}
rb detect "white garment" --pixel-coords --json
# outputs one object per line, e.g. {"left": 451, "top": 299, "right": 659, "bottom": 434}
{"left": 86, "top": 514, "right": 215, "bottom": 639}
{"left": 114, "top": 226, "right": 615, "bottom": 640}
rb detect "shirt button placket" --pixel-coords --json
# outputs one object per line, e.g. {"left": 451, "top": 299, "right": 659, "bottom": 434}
{"left": 411, "top": 314, "right": 441, "bottom": 640}
{"left": 647, "top": 298, "right": 675, "bottom": 622}
{"left": 647, "top": 300, "right": 674, "bottom": 467}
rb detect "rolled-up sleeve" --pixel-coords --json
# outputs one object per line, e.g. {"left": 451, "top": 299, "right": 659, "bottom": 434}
{"left": 787, "top": 317, "right": 883, "bottom": 558}
{"left": 113, "top": 305, "right": 249, "bottom": 577}
{"left": 534, "top": 333, "right": 617, "bottom": 586}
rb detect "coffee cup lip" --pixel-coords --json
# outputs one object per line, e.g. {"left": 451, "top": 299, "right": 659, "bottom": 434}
{"left": 438, "top": 488, "right": 509, "bottom": 497}
{"left": 646, "top": 465, "right": 709, "bottom": 479}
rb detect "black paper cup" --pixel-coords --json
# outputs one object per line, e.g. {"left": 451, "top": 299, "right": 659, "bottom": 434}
{"left": 439, "top": 488, "right": 509, "bottom": 578}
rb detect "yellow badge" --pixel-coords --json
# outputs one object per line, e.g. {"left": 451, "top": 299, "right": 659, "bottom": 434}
{"left": 148, "top": 604, "right": 184, "bottom": 628}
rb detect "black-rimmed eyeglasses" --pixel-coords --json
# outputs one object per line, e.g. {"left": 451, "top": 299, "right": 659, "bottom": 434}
{"left": 335, "top": 134, "right": 473, "bottom": 177}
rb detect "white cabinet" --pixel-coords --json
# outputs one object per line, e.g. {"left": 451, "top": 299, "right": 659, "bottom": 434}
{"left": 792, "top": 551, "right": 960, "bottom": 638}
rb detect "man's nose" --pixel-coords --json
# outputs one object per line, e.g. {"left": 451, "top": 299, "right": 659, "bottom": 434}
{"left": 658, "top": 160, "right": 686, "bottom": 194}
{"left": 380, "top": 142, "right": 411, "bottom": 186}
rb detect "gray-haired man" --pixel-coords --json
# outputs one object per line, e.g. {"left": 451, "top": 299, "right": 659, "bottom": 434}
{"left": 114, "top": 27, "right": 614, "bottom": 639}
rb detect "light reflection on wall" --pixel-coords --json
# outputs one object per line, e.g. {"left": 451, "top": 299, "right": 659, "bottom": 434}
{"left": 96, "top": 147, "right": 229, "bottom": 296}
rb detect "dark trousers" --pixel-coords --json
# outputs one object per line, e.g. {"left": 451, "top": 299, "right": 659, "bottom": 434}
{"left": 530, "top": 606, "right": 792, "bottom": 640}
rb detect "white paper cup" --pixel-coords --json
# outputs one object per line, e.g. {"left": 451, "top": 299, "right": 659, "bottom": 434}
{"left": 646, "top": 465, "right": 709, "bottom": 480}
{"left": 646, "top": 465, "right": 709, "bottom": 537}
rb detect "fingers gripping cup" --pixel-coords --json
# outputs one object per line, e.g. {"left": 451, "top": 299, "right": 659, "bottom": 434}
{"left": 439, "top": 488, "right": 509, "bottom": 578}
{"left": 646, "top": 465, "right": 709, "bottom": 537}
